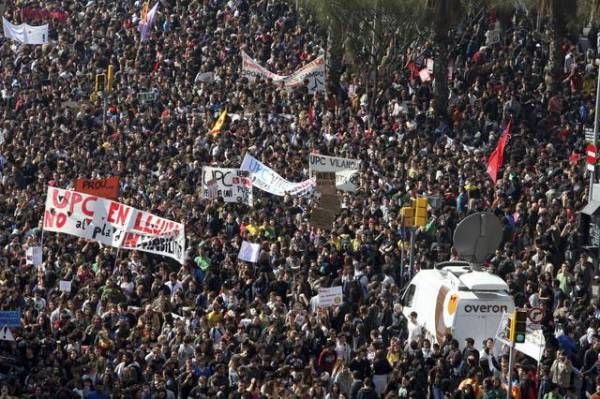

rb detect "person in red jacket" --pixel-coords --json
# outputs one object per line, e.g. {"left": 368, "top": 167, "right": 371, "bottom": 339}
{"left": 317, "top": 340, "right": 338, "bottom": 374}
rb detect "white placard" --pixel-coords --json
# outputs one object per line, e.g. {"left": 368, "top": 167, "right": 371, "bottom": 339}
{"left": 237, "top": 241, "right": 261, "bottom": 263}
{"left": 201, "top": 167, "right": 253, "bottom": 206}
{"left": 308, "top": 153, "right": 361, "bottom": 192}
{"left": 494, "top": 312, "right": 546, "bottom": 361}
{"left": 240, "top": 153, "right": 315, "bottom": 196}
{"left": 26, "top": 246, "right": 42, "bottom": 266}
{"left": 318, "top": 286, "right": 343, "bottom": 308}
{"left": 59, "top": 280, "right": 72, "bottom": 293}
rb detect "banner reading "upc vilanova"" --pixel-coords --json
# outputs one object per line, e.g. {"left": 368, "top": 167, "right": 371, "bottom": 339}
{"left": 43, "top": 187, "right": 185, "bottom": 264}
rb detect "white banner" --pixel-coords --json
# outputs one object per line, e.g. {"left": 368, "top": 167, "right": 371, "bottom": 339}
{"left": 240, "top": 153, "right": 315, "bottom": 197}
{"left": 308, "top": 153, "right": 361, "bottom": 192}
{"left": 241, "top": 51, "right": 326, "bottom": 93}
{"left": 238, "top": 241, "right": 260, "bottom": 263}
{"left": 3, "top": 17, "right": 48, "bottom": 45}
{"left": 43, "top": 187, "right": 186, "bottom": 264}
{"left": 318, "top": 286, "right": 343, "bottom": 307}
{"left": 201, "top": 167, "right": 253, "bottom": 206}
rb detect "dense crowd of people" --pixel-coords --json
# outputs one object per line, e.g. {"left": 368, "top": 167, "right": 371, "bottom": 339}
{"left": 0, "top": 0, "right": 599, "bottom": 398}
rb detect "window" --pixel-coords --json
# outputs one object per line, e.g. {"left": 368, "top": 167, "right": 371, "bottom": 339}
{"left": 403, "top": 284, "right": 416, "bottom": 307}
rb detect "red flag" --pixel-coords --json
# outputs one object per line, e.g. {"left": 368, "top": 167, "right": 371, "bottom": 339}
{"left": 569, "top": 151, "right": 581, "bottom": 165}
{"left": 486, "top": 120, "right": 512, "bottom": 183}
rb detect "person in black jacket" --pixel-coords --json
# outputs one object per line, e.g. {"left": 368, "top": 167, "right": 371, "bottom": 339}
{"left": 356, "top": 378, "right": 377, "bottom": 399}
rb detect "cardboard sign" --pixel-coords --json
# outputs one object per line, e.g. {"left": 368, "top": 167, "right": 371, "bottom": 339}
{"left": 43, "top": 187, "right": 186, "bottom": 264}
{"left": 308, "top": 153, "right": 361, "bottom": 192}
{"left": 74, "top": 176, "right": 120, "bottom": 200}
{"left": 26, "top": 246, "right": 42, "bottom": 266}
{"left": 59, "top": 280, "right": 72, "bottom": 293}
{"left": 310, "top": 208, "right": 337, "bottom": 230}
{"left": 318, "top": 286, "right": 343, "bottom": 307}
{"left": 238, "top": 241, "right": 261, "bottom": 263}
{"left": 201, "top": 167, "right": 253, "bottom": 206}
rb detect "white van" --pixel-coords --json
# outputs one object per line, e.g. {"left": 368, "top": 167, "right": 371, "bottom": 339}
{"left": 401, "top": 261, "right": 515, "bottom": 349}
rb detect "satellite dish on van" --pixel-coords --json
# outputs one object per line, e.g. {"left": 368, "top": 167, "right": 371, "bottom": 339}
{"left": 453, "top": 212, "right": 503, "bottom": 264}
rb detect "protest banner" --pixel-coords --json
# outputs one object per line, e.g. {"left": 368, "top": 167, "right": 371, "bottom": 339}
{"left": 201, "top": 167, "right": 253, "bottom": 206}
{"left": 21, "top": 8, "right": 69, "bottom": 23}
{"left": 26, "top": 246, "right": 42, "bottom": 266}
{"left": 74, "top": 176, "right": 120, "bottom": 200}
{"left": 241, "top": 153, "right": 315, "bottom": 196}
{"left": 241, "top": 51, "right": 326, "bottom": 93}
{"left": 43, "top": 187, "right": 186, "bottom": 264}
{"left": 238, "top": 241, "right": 261, "bottom": 263}
{"left": 2, "top": 17, "right": 48, "bottom": 45}
{"left": 308, "top": 153, "right": 361, "bottom": 192}
{"left": 318, "top": 286, "right": 343, "bottom": 307}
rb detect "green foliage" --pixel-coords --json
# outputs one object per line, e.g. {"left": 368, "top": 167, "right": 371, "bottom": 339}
{"left": 300, "top": 0, "right": 423, "bottom": 68}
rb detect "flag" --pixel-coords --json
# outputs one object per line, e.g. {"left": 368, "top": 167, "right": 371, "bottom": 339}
{"left": 486, "top": 119, "right": 512, "bottom": 184}
{"left": 569, "top": 151, "right": 581, "bottom": 166}
{"left": 138, "top": 2, "right": 158, "bottom": 42}
{"left": 209, "top": 108, "right": 227, "bottom": 136}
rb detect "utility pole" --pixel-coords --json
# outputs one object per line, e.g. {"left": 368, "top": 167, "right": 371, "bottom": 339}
{"left": 590, "top": 32, "right": 600, "bottom": 204}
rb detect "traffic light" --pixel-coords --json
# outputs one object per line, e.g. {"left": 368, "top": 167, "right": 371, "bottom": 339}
{"left": 95, "top": 73, "right": 106, "bottom": 93}
{"left": 400, "top": 207, "right": 414, "bottom": 227}
{"left": 415, "top": 197, "right": 428, "bottom": 227}
{"left": 107, "top": 65, "right": 114, "bottom": 92}
{"left": 509, "top": 310, "right": 527, "bottom": 344}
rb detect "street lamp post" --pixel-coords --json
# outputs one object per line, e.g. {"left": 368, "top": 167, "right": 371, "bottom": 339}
{"left": 589, "top": 33, "right": 600, "bottom": 203}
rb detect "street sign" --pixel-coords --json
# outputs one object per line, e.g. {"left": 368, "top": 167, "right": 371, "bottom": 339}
{"left": 527, "top": 307, "right": 543, "bottom": 324}
{"left": 0, "top": 311, "right": 20, "bottom": 327}
{"left": 587, "top": 143, "right": 597, "bottom": 171}
{"left": 586, "top": 128, "right": 595, "bottom": 143}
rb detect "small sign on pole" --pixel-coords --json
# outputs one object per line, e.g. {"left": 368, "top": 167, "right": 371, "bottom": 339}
{"left": 587, "top": 143, "right": 597, "bottom": 171}
{"left": 585, "top": 127, "right": 595, "bottom": 143}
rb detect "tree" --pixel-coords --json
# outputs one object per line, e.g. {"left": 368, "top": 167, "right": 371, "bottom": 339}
{"left": 424, "top": 0, "right": 463, "bottom": 120}
{"left": 536, "top": 0, "right": 578, "bottom": 90}
{"left": 299, "top": 0, "right": 421, "bottom": 121}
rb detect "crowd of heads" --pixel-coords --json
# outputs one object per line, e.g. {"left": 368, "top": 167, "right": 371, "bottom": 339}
{"left": 0, "top": 0, "right": 599, "bottom": 398}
